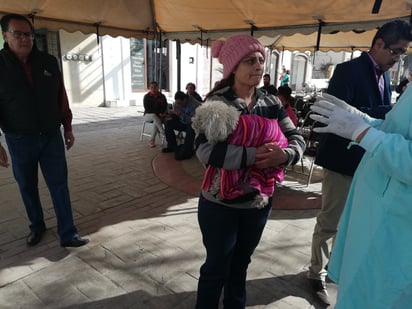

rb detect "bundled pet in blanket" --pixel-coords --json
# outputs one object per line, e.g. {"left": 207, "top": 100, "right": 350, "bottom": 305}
{"left": 192, "top": 100, "right": 288, "bottom": 208}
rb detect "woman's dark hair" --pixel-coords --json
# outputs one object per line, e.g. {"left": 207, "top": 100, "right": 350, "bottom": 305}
{"left": 277, "top": 85, "right": 292, "bottom": 98}
{"left": 277, "top": 85, "right": 294, "bottom": 107}
{"left": 186, "top": 82, "right": 196, "bottom": 90}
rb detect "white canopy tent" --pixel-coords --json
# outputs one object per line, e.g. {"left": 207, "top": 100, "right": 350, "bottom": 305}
{"left": 270, "top": 30, "right": 376, "bottom": 53}
{"left": 1, "top": 0, "right": 411, "bottom": 104}
{"left": 0, "top": 0, "right": 411, "bottom": 46}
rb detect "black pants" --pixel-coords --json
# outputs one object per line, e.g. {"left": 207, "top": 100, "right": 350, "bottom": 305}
{"left": 164, "top": 114, "right": 195, "bottom": 154}
{"left": 196, "top": 195, "right": 272, "bottom": 308}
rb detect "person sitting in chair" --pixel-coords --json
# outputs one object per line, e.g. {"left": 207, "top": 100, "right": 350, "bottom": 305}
{"left": 186, "top": 82, "right": 203, "bottom": 102}
{"left": 277, "top": 85, "right": 298, "bottom": 126}
{"left": 162, "top": 91, "right": 201, "bottom": 160}
{"left": 143, "top": 81, "right": 168, "bottom": 147}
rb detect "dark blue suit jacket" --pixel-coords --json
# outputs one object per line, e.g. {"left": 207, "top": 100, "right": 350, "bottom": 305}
{"left": 315, "top": 52, "right": 392, "bottom": 176}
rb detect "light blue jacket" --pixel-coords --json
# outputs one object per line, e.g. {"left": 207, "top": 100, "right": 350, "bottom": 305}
{"left": 328, "top": 85, "right": 412, "bottom": 308}
{"left": 173, "top": 96, "right": 200, "bottom": 125}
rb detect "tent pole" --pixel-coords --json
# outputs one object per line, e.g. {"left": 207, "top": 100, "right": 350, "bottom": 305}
{"left": 209, "top": 45, "right": 213, "bottom": 91}
{"left": 312, "top": 48, "right": 316, "bottom": 65}
{"left": 95, "top": 22, "right": 106, "bottom": 106}
{"left": 267, "top": 47, "right": 273, "bottom": 77}
{"left": 250, "top": 24, "right": 256, "bottom": 36}
{"left": 316, "top": 20, "right": 324, "bottom": 51}
{"left": 371, "top": 0, "right": 382, "bottom": 14}
{"left": 158, "top": 31, "right": 162, "bottom": 89}
{"left": 280, "top": 46, "right": 285, "bottom": 82}
{"left": 195, "top": 43, "right": 199, "bottom": 91}
{"left": 281, "top": 47, "right": 284, "bottom": 65}
{"left": 101, "top": 37, "right": 106, "bottom": 106}
{"left": 153, "top": 29, "right": 158, "bottom": 88}
{"left": 176, "top": 40, "right": 181, "bottom": 91}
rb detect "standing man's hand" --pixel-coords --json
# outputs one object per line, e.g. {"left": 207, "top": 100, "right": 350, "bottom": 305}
{"left": 0, "top": 143, "right": 9, "bottom": 167}
{"left": 64, "top": 131, "right": 75, "bottom": 150}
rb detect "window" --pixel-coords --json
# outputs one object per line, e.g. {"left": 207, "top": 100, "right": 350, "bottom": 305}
{"left": 146, "top": 39, "right": 169, "bottom": 91}
{"left": 34, "top": 29, "right": 62, "bottom": 70}
{"left": 130, "top": 38, "right": 145, "bottom": 91}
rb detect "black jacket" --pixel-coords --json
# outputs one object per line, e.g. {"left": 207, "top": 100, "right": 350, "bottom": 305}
{"left": 315, "top": 52, "right": 392, "bottom": 176}
{"left": 0, "top": 47, "right": 63, "bottom": 134}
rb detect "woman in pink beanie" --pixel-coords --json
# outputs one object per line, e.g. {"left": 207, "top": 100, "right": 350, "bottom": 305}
{"left": 194, "top": 34, "right": 305, "bottom": 309}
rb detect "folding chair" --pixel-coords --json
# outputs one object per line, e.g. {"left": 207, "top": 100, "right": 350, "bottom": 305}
{"left": 139, "top": 114, "right": 164, "bottom": 144}
{"left": 140, "top": 120, "right": 153, "bottom": 141}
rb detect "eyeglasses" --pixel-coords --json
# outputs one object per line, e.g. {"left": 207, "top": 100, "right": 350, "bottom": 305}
{"left": 7, "top": 30, "right": 34, "bottom": 40}
{"left": 385, "top": 45, "right": 408, "bottom": 57}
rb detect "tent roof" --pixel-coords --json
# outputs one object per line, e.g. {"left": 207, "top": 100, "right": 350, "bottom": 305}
{"left": 0, "top": 0, "right": 411, "bottom": 46}
{"left": 270, "top": 29, "right": 377, "bottom": 52}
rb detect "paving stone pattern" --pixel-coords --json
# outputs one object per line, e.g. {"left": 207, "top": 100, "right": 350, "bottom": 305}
{"left": 0, "top": 106, "right": 336, "bottom": 308}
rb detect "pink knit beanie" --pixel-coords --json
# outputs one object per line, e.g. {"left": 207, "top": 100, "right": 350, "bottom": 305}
{"left": 211, "top": 34, "right": 266, "bottom": 79}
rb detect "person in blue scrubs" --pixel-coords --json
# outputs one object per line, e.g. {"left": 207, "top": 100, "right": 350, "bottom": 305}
{"left": 310, "top": 88, "right": 412, "bottom": 308}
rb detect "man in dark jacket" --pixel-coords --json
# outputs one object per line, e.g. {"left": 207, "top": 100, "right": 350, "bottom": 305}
{"left": 162, "top": 91, "right": 200, "bottom": 160}
{"left": 260, "top": 73, "right": 277, "bottom": 95}
{"left": 0, "top": 14, "right": 89, "bottom": 247}
{"left": 307, "top": 19, "right": 412, "bottom": 305}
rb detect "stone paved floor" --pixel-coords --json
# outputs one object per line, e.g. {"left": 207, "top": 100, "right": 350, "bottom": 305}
{"left": 0, "top": 106, "right": 336, "bottom": 308}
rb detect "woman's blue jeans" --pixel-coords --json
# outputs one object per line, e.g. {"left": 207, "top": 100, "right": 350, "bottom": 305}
{"left": 196, "top": 194, "right": 272, "bottom": 309}
{"left": 5, "top": 129, "right": 78, "bottom": 243}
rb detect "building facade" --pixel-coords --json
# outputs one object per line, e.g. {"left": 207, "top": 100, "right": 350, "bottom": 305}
{"left": 1, "top": 27, "right": 406, "bottom": 108}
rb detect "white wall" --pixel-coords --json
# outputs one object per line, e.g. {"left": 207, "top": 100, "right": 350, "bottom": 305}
{"left": 174, "top": 42, "right": 221, "bottom": 99}
{"left": 59, "top": 30, "right": 104, "bottom": 106}
{"left": 60, "top": 32, "right": 361, "bottom": 108}
{"left": 100, "top": 35, "right": 145, "bottom": 107}
{"left": 60, "top": 31, "right": 153, "bottom": 108}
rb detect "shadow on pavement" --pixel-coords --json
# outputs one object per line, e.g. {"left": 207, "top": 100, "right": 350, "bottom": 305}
{"left": 60, "top": 272, "right": 331, "bottom": 309}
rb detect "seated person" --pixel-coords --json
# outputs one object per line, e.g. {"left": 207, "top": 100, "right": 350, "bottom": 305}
{"left": 277, "top": 85, "right": 298, "bottom": 126}
{"left": 162, "top": 91, "right": 201, "bottom": 160}
{"left": 260, "top": 73, "right": 277, "bottom": 95}
{"left": 192, "top": 100, "right": 288, "bottom": 209}
{"left": 186, "top": 82, "right": 203, "bottom": 102}
{"left": 143, "top": 81, "right": 168, "bottom": 147}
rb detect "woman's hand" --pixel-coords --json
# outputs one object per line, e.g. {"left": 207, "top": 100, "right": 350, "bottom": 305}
{"left": 255, "top": 142, "right": 288, "bottom": 169}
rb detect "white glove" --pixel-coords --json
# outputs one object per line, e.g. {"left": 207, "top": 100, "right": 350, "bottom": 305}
{"left": 310, "top": 100, "right": 370, "bottom": 141}
{"left": 321, "top": 93, "right": 366, "bottom": 118}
